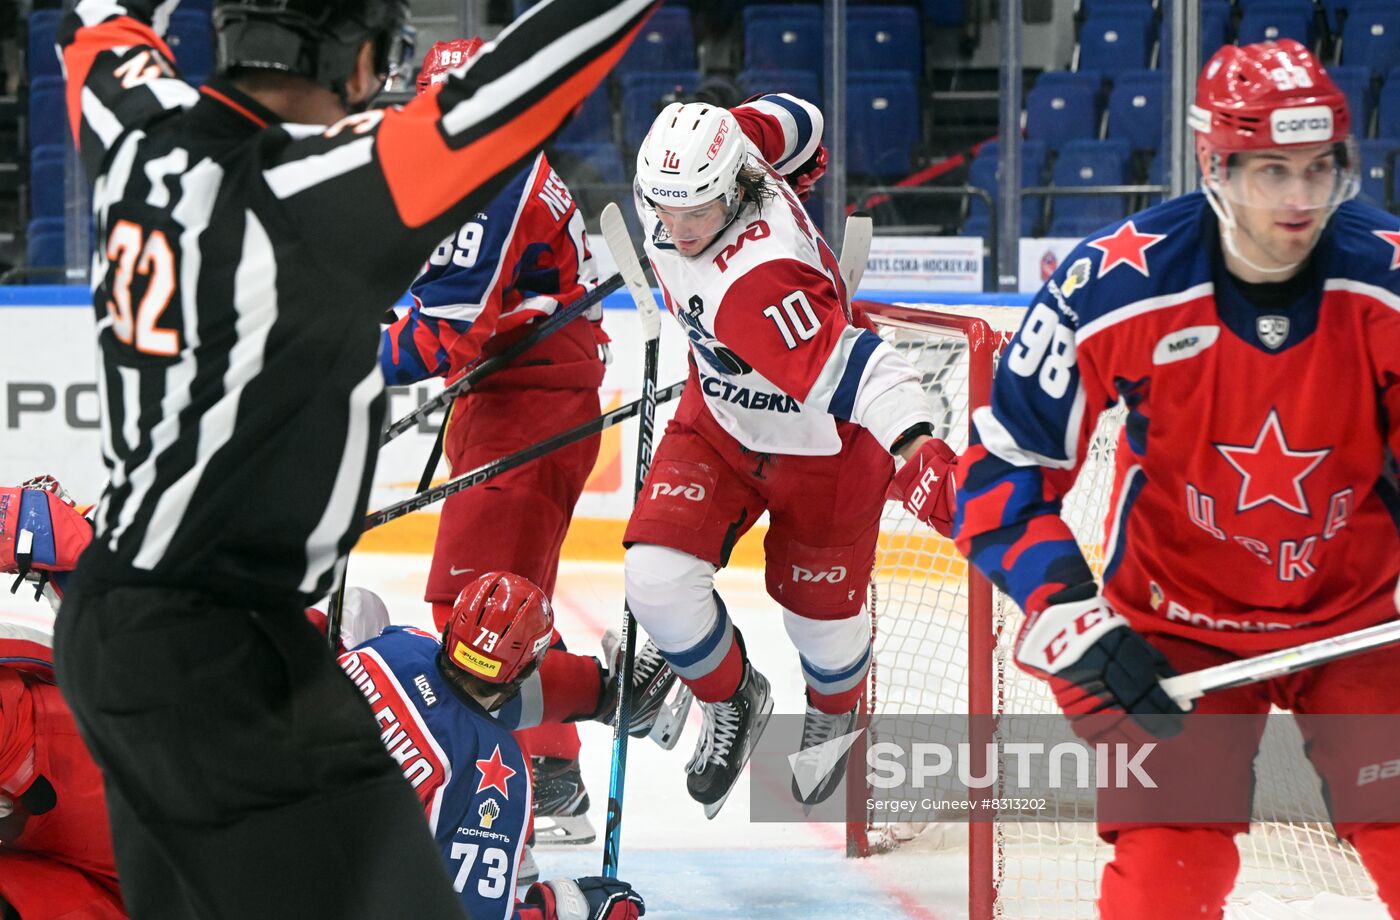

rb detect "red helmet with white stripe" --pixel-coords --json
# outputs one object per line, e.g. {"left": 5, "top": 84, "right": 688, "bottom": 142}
{"left": 442, "top": 572, "right": 553, "bottom": 685}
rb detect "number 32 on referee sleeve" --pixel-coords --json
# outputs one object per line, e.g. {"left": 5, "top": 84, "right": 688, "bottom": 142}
{"left": 1004, "top": 302, "right": 1076, "bottom": 399}
{"left": 105, "top": 220, "right": 180, "bottom": 357}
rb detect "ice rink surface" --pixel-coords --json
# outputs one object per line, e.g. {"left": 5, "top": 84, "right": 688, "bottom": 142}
{"left": 2, "top": 554, "right": 1388, "bottom": 919}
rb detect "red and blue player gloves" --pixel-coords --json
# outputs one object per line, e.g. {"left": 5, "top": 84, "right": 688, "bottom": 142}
{"left": 1014, "top": 588, "right": 1186, "bottom": 742}
{"left": 786, "top": 143, "right": 828, "bottom": 202}
{"left": 888, "top": 438, "right": 958, "bottom": 537}
{"left": 1, "top": 476, "right": 93, "bottom": 604}
{"left": 525, "top": 876, "right": 645, "bottom": 920}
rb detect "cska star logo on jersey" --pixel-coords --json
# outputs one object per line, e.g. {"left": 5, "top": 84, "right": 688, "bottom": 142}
{"left": 1374, "top": 229, "right": 1400, "bottom": 272}
{"left": 1088, "top": 221, "right": 1168, "bottom": 278}
{"left": 474, "top": 744, "right": 517, "bottom": 797}
{"left": 1215, "top": 409, "right": 1330, "bottom": 516}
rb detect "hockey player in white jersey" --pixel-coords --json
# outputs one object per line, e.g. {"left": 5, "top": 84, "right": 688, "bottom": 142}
{"left": 622, "top": 95, "right": 958, "bottom": 816}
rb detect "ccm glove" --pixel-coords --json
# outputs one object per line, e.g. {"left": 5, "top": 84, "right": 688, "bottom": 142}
{"left": 526, "top": 876, "right": 645, "bottom": 920}
{"left": 887, "top": 438, "right": 958, "bottom": 537}
{"left": 1015, "top": 592, "right": 1186, "bottom": 742}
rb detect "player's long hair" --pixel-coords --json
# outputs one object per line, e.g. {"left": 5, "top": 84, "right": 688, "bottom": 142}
{"left": 736, "top": 162, "right": 778, "bottom": 214}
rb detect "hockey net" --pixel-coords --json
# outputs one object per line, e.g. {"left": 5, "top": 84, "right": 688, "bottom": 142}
{"left": 853, "top": 300, "right": 1378, "bottom": 919}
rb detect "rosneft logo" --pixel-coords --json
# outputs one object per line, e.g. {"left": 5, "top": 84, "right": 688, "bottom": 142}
{"left": 451, "top": 640, "right": 503, "bottom": 678}
{"left": 1270, "top": 106, "right": 1333, "bottom": 145}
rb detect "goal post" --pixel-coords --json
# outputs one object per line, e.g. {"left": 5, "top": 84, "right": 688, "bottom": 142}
{"left": 849, "top": 298, "right": 1379, "bottom": 920}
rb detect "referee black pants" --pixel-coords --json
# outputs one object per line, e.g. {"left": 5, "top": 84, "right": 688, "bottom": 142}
{"left": 54, "top": 577, "right": 469, "bottom": 920}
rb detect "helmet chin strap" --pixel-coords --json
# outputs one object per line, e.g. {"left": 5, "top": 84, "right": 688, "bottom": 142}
{"left": 1203, "top": 180, "right": 1304, "bottom": 278}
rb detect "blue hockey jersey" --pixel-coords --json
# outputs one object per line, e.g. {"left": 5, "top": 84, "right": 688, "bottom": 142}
{"left": 339, "top": 626, "right": 535, "bottom": 920}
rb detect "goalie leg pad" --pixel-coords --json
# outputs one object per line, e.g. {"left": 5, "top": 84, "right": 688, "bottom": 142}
{"left": 1349, "top": 825, "right": 1400, "bottom": 914}
{"left": 1100, "top": 826, "right": 1239, "bottom": 920}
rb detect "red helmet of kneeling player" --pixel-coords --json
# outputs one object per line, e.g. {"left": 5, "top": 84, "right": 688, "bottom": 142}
{"left": 441, "top": 572, "right": 554, "bottom": 692}
{"left": 1189, "top": 39, "right": 1358, "bottom": 275}
{"left": 416, "top": 37, "right": 485, "bottom": 95}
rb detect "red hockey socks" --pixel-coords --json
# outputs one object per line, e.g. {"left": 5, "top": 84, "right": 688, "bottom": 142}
{"left": 1099, "top": 827, "right": 1239, "bottom": 920}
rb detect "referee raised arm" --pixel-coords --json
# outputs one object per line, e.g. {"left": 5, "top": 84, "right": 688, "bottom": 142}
{"left": 51, "top": 1, "right": 657, "bottom": 917}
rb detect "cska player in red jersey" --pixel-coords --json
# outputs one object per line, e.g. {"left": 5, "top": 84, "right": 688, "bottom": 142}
{"left": 954, "top": 41, "right": 1400, "bottom": 918}
{"left": 622, "top": 96, "right": 957, "bottom": 817}
{"left": 382, "top": 38, "right": 666, "bottom": 846}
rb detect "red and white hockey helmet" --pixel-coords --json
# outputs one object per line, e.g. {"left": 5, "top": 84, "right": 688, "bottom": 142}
{"left": 635, "top": 102, "right": 748, "bottom": 221}
{"left": 416, "top": 37, "right": 484, "bottom": 95}
{"left": 442, "top": 572, "right": 553, "bottom": 685}
{"left": 1189, "top": 39, "right": 1358, "bottom": 210}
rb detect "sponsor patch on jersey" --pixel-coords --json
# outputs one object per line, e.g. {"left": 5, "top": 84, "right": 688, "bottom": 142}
{"left": 1270, "top": 105, "right": 1333, "bottom": 145}
{"left": 451, "top": 640, "right": 503, "bottom": 678}
{"left": 1060, "top": 258, "right": 1092, "bottom": 298}
{"left": 1256, "top": 315, "right": 1289, "bottom": 349}
{"left": 1152, "top": 325, "right": 1220, "bottom": 365}
{"left": 478, "top": 797, "right": 501, "bottom": 829}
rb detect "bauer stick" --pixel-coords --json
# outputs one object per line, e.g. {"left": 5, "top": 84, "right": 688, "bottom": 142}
{"left": 600, "top": 201, "right": 662, "bottom": 879}
{"left": 1160, "top": 619, "right": 1400, "bottom": 708}
{"left": 363, "top": 380, "right": 683, "bottom": 530}
{"left": 381, "top": 271, "right": 625, "bottom": 448}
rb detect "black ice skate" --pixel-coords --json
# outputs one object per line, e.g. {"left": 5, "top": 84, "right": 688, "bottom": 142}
{"left": 602, "top": 628, "right": 693, "bottom": 749}
{"left": 531, "top": 756, "right": 596, "bottom": 846}
{"left": 685, "top": 664, "right": 773, "bottom": 820}
{"left": 789, "top": 697, "right": 861, "bottom": 809}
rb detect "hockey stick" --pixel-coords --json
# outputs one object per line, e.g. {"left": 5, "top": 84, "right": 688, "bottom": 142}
{"left": 380, "top": 271, "right": 625, "bottom": 448}
{"left": 599, "top": 201, "right": 662, "bottom": 880}
{"left": 363, "top": 381, "right": 683, "bottom": 531}
{"left": 1160, "top": 619, "right": 1400, "bottom": 708}
{"left": 840, "top": 211, "right": 873, "bottom": 300}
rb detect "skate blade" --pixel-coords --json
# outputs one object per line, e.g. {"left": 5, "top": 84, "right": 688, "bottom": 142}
{"left": 644, "top": 684, "right": 694, "bottom": 750}
{"left": 531, "top": 813, "right": 597, "bottom": 846}
{"left": 702, "top": 695, "right": 775, "bottom": 820}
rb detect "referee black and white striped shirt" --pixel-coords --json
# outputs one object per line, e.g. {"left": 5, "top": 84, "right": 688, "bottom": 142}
{"left": 60, "top": 0, "right": 656, "bottom": 610}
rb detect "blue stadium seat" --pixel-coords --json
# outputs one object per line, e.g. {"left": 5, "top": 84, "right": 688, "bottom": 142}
{"left": 1235, "top": 0, "right": 1311, "bottom": 11}
{"left": 1025, "top": 82, "right": 1101, "bottom": 152}
{"left": 27, "top": 77, "right": 67, "bottom": 151}
{"left": 1034, "top": 70, "right": 1105, "bottom": 95}
{"left": 736, "top": 69, "right": 822, "bottom": 108}
{"left": 167, "top": 10, "right": 214, "bottom": 82}
{"left": 1380, "top": 68, "right": 1400, "bottom": 141}
{"left": 553, "top": 142, "right": 627, "bottom": 184}
{"left": 964, "top": 140, "right": 1046, "bottom": 238}
{"left": 29, "top": 145, "right": 66, "bottom": 221}
{"left": 27, "top": 218, "right": 66, "bottom": 269}
{"left": 1048, "top": 138, "right": 1132, "bottom": 237}
{"left": 557, "top": 84, "right": 614, "bottom": 145}
{"left": 1320, "top": 0, "right": 1350, "bottom": 33}
{"left": 617, "top": 7, "right": 697, "bottom": 73}
{"left": 1076, "top": 11, "right": 1155, "bottom": 73}
{"left": 1107, "top": 70, "right": 1164, "bottom": 153}
{"left": 1145, "top": 149, "right": 1166, "bottom": 206}
{"left": 620, "top": 71, "right": 701, "bottom": 148}
{"left": 1078, "top": 0, "right": 1155, "bottom": 14}
{"left": 1237, "top": 8, "right": 1315, "bottom": 47}
{"left": 848, "top": 7, "right": 922, "bottom": 83}
{"left": 1357, "top": 139, "right": 1398, "bottom": 209}
{"left": 1201, "top": 8, "right": 1232, "bottom": 60}
{"left": 847, "top": 73, "right": 920, "bottom": 179}
{"left": 923, "top": 0, "right": 966, "bottom": 28}
{"left": 1341, "top": 5, "right": 1400, "bottom": 78}
{"left": 1326, "top": 66, "right": 1375, "bottom": 139}
{"left": 743, "top": 5, "right": 824, "bottom": 75}
{"left": 27, "top": 9, "right": 63, "bottom": 81}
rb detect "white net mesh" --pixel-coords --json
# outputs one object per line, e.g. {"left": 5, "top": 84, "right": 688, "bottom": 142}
{"left": 860, "top": 302, "right": 1377, "bottom": 919}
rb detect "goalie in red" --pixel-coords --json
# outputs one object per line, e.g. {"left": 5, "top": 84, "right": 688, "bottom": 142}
{"left": 621, "top": 94, "right": 957, "bottom": 817}
{"left": 954, "top": 40, "right": 1400, "bottom": 918}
